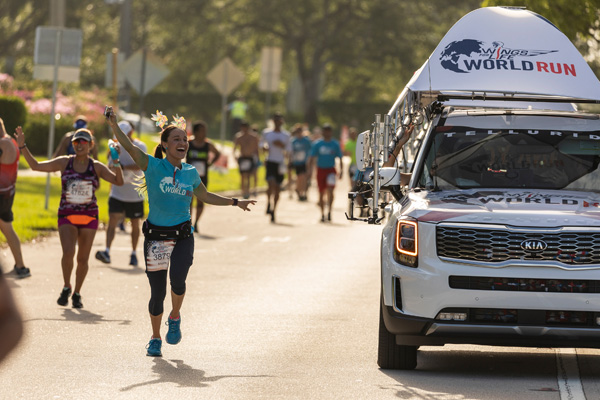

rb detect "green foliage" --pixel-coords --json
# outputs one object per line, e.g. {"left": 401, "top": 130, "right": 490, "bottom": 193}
{"left": 22, "top": 113, "right": 73, "bottom": 155}
{"left": 0, "top": 95, "right": 26, "bottom": 133}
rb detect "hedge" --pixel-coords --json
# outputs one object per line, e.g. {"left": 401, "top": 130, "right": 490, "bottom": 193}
{"left": 0, "top": 96, "right": 27, "bottom": 135}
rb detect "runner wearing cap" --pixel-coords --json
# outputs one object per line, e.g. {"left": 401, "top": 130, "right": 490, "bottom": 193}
{"left": 52, "top": 116, "right": 98, "bottom": 159}
{"left": 15, "top": 127, "right": 123, "bottom": 308}
{"left": 95, "top": 121, "right": 147, "bottom": 267}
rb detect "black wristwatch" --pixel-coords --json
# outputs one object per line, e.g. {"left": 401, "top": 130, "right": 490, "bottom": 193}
{"left": 231, "top": 198, "right": 238, "bottom": 206}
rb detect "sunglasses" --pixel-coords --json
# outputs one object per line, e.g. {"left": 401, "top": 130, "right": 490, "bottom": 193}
{"left": 72, "top": 139, "right": 90, "bottom": 145}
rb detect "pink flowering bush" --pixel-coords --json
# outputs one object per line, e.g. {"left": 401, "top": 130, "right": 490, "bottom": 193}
{"left": 0, "top": 74, "right": 111, "bottom": 154}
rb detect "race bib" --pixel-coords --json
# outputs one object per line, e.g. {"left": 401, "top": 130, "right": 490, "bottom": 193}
{"left": 239, "top": 158, "right": 252, "bottom": 172}
{"left": 66, "top": 180, "right": 93, "bottom": 204}
{"left": 278, "top": 163, "right": 288, "bottom": 175}
{"left": 293, "top": 151, "right": 306, "bottom": 163}
{"left": 326, "top": 173, "right": 336, "bottom": 186}
{"left": 146, "top": 240, "right": 176, "bottom": 272}
{"left": 192, "top": 161, "right": 206, "bottom": 177}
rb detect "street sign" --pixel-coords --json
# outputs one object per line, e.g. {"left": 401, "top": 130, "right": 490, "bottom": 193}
{"left": 207, "top": 57, "right": 245, "bottom": 96}
{"left": 33, "top": 26, "right": 82, "bottom": 82}
{"left": 122, "top": 49, "right": 169, "bottom": 95}
{"left": 259, "top": 47, "right": 282, "bottom": 92}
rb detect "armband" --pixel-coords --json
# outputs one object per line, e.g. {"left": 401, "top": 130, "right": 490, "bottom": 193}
{"left": 231, "top": 198, "right": 238, "bottom": 206}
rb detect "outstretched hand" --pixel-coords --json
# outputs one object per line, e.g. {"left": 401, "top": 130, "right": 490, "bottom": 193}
{"left": 238, "top": 199, "right": 257, "bottom": 211}
{"left": 104, "top": 106, "right": 117, "bottom": 126}
{"left": 13, "top": 126, "right": 25, "bottom": 148}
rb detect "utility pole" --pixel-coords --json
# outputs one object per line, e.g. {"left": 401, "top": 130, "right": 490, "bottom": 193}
{"left": 119, "top": 0, "right": 133, "bottom": 111}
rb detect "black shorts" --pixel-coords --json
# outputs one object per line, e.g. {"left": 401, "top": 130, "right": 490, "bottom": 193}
{"left": 293, "top": 164, "right": 307, "bottom": 175}
{"left": 108, "top": 197, "right": 145, "bottom": 219}
{"left": 266, "top": 161, "right": 284, "bottom": 185}
{"left": 0, "top": 192, "right": 15, "bottom": 222}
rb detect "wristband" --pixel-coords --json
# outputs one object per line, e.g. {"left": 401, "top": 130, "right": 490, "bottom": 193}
{"left": 231, "top": 198, "right": 238, "bottom": 206}
{"left": 19, "top": 144, "right": 26, "bottom": 150}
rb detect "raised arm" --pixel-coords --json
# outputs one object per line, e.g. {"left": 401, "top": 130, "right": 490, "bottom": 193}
{"left": 14, "top": 127, "right": 67, "bottom": 172}
{"left": 104, "top": 107, "right": 148, "bottom": 171}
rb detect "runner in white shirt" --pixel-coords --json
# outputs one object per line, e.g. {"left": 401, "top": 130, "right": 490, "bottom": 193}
{"left": 260, "top": 113, "right": 291, "bottom": 223}
{"left": 95, "top": 121, "right": 147, "bottom": 267}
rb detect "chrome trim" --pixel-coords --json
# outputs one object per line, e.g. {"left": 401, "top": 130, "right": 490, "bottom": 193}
{"left": 426, "top": 323, "right": 600, "bottom": 338}
{"left": 437, "top": 222, "right": 600, "bottom": 233}
{"left": 438, "top": 256, "right": 600, "bottom": 271}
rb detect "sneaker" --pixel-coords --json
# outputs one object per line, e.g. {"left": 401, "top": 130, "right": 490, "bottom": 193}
{"left": 327, "top": 212, "right": 331, "bottom": 222}
{"left": 57, "top": 287, "right": 71, "bottom": 306}
{"left": 320, "top": 215, "right": 325, "bottom": 223}
{"left": 95, "top": 250, "right": 110, "bottom": 264}
{"left": 14, "top": 266, "right": 31, "bottom": 279}
{"left": 146, "top": 338, "right": 162, "bottom": 357}
{"left": 270, "top": 211, "right": 275, "bottom": 223}
{"left": 165, "top": 315, "right": 182, "bottom": 345}
{"left": 266, "top": 203, "right": 272, "bottom": 215}
{"left": 119, "top": 222, "right": 126, "bottom": 232}
{"left": 129, "top": 253, "right": 138, "bottom": 267}
{"left": 71, "top": 292, "right": 83, "bottom": 308}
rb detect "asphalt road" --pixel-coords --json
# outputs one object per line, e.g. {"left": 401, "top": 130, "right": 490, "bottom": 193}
{"left": 1, "top": 182, "right": 599, "bottom": 400}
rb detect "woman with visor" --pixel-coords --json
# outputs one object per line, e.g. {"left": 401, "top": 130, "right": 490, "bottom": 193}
{"left": 15, "top": 127, "right": 123, "bottom": 309}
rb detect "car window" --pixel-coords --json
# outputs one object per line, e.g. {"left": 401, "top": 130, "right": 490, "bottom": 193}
{"left": 416, "top": 115, "right": 600, "bottom": 191}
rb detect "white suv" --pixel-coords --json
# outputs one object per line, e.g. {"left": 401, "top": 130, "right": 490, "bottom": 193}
{"left": 352, "top": 7, "right": 600, "bottom": 369}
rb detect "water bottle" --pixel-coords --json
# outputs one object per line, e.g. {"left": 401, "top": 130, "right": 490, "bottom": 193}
{"left": 108, "top": 140, "right": 119, "bottom": 161}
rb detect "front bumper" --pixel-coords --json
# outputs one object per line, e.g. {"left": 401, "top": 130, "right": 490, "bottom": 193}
{"left": 382, "top": 304, "right": 600, "bottom": 348}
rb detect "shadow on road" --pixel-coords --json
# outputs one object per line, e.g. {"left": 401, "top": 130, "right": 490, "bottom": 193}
{"left": 120, "top": 358, "right": 270, "bottom": 391}
{"left": 378, "top": 348, "right": 562, "bottom": 397}
{"left": 23, "top": 308, "right": 132, "bottom": 325}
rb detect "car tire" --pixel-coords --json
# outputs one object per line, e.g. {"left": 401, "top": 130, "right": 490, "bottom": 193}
{"left": 377, "top": 301, "right": 417, "bottom": 370}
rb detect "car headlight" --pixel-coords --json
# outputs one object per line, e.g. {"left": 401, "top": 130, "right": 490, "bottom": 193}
{"left": 394, "top": 219, "right": 418, "bottom": 267}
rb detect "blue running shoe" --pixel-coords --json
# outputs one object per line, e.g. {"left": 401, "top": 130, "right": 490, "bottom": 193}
{"left": 146, "top": 338, "right": 162, "bottom": 357}
{"left": 165, "top": 316, "right": 182, "bottom": 345}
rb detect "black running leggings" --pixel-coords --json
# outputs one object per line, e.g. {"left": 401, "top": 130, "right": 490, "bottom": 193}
{"left": 145, "top": 235, "right": 194, "bottom": 316}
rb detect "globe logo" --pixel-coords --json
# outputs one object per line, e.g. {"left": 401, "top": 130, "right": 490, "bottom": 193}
{"left": 440, "top": 39, "right": 486, "bottom": 73}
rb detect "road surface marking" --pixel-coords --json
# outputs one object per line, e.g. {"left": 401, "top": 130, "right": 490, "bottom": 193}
{"left": 556, "top": 348, "right": 586, "bottom": 400}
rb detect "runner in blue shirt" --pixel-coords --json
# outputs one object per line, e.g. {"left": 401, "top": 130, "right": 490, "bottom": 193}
{"left": 309, "top": 124, "right": 343, "bottom": 222}
{"left": 290, "top": 124, "right": 312, "bottom": 201}
{"left": 105, "top": 106, "right": 255, "bottom": 357}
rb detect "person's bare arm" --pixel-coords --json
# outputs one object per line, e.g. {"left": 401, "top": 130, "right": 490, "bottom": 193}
{"left": 105, "top": 107, "right": 149, "bottom": 171}
{"left": 208, "top": 142, "right": 221, "bottom": 167}
{"left": 94, "top": 160, "right": 124, "bottom": 186}
{"left": 383, "top": 124, "right": 414, "bottom": 168}
{"left": 193, "top": 182, "right": 256, "bottom": 210}
{"left": 14, "top": 127, "right": 68, "bottom": 172}
{"left": 0, "top": 273, "right": 23, "bottom": 363}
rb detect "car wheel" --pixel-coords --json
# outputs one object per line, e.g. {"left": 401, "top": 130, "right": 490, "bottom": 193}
{"left": 377, "top": 301, "right": 417, "bottom": 370}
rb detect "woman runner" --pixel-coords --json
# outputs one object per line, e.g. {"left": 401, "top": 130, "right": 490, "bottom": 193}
{"left": 104, "top": 106, "right": 255, "bottom": 357}
{"left": 15, "top": 127, "right": 123, "bottom": 308}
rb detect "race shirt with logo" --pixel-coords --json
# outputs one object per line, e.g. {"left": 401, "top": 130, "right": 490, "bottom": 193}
{"left": 144, "top": 156, "right": 201, "bottom": 226}
{"left": 291, "top": 136, "right": 312, "bottom": 166}
{"left": 58, "top": 156, "right": 99, "bottom": 217}
{"left": 186, "top": 141, "right": 210, "bottom": 180}
{"left": 310, "top": 139, "right": 343, "bottom": 168}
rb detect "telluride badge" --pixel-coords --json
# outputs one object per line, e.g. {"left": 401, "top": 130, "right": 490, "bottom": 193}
{"left": 520, "top": 239, "right": 548, "bottom": 252}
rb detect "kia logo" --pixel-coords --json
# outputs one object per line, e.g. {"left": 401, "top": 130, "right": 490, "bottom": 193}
{"left": 520, "top": 239, "right": 548, "bottom": 252}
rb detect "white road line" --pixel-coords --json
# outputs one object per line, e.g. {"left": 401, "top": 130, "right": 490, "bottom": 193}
{"left": 261, "top": 236, "right": 291, "bottom": 243}
{"left": 556, "top": 348, "right": 586, "bottom": 400}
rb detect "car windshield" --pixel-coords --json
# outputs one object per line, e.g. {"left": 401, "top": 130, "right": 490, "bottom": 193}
{"left": 416, "top": 113, "right": 600, "bottom": 192}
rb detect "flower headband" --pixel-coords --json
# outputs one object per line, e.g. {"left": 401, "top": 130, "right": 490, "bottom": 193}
{"left": 150, "top": 110, "right": 186, "bottom": 131}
